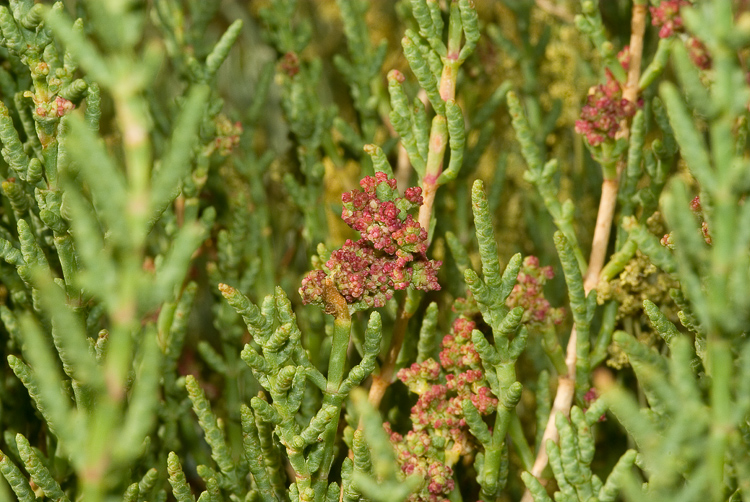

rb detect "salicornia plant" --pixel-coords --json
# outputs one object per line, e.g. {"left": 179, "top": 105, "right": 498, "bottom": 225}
{"left": 0, "top": 1, "right": 748, "bottom": 502}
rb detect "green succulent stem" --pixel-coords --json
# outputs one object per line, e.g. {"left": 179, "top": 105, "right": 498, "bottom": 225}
{"left": 323, "top": 280, "right": 353, "bottom": 393}
{"left": 415, "top": 0, "right": 474, "bottom": 238}
{"left": 0, "top": 2, "right": 747, "bottom": 502}
{"left": 316, "top": 280, "right": 352, "bottom": 500}
{"left": 418, "top": 114, "right": 448, "bottom": 236}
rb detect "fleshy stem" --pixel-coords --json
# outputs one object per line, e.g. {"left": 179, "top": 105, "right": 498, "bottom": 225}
{"left": 418, "top": 115, "right": 448, "bottom": 235}
{"left": 523, "top": 1, "right": 647, "bottom": 495}
{"left": 318, "top": 278, "right": 352, "bottom": 498}
{"left": 417, "top": 0, "right": 462, "bottom": 236}
{"left": 323, "top": 278, "right": 352, "bottom": 392}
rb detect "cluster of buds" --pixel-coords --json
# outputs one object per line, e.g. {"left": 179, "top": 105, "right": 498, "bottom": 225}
{"left": 596, "top": 244, "right": 678, "bottom": 369}
{"left": 650, "top": 1, "right": 711, "bottom": 69}
{"left": 25, "top": 92, "right": 75, "bottom": 118}
{"left": 388, "top": 317, "right": 497, "bottom": 502}
{"left": 650, "top": 0, "right": 690, "bottom": 38}
{"left": 209, "top": 114, "right": 243, "bottom": 156}
{"left": 382, "top": 425, "right": 455, "bottom": 502}
{"left": 575, "top": 69, "right": 637, "bottom": 147}
{"left": 300, "top": 173, "right": 441, "bottom": 311}
{"left": 506, "top": 256, "right": 565, "bottom": 329}
{"left": 280, "top": 51, "right": 300, "bottom": 77}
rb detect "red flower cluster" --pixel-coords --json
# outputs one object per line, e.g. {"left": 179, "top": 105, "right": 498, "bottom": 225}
{"left": 300, "top": 173, "right": 441, "bottom": 310}
{"left": 388, "top": 317, "right": 497, "bottom": 502}
{"left": 650, "top": 1, "right": 712, "bottom": 69}
{"left": 650, "top": 0, "right": 690, "bottom": 39}
{"left": 341, "top": 175, "right": 426, "bottom": 255}
{"left": 507, "top": 256, "right": 565, "bottom": 328}
{"left": 280, "top": 51, "right": 300, "bottom": 77}
{"left": 382, "top": 425, "right": 455, "bottom": 502}
{"left": 32, "top": 95, "right": 75, "bottom": 118}
{"left": 439, "top": 317, "right": 481, "bottom": 371}
{"left": 575, "top": 69, "right": 637, "bottom": 147}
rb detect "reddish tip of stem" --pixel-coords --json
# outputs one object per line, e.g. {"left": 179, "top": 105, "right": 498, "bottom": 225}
{"left": 323, "top": 278, "right": 350, "bottom": 320}
{"left": 388, "top": 69, "right": 405, "bottom": 83}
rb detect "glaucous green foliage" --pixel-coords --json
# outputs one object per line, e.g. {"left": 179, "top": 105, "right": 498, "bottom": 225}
{"left": 0, "top": 1, "right": 748, "bottom": 502}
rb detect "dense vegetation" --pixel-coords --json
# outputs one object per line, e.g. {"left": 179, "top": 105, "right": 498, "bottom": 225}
{"left": 0, "top": 1, "right": 748, "bottom": 502}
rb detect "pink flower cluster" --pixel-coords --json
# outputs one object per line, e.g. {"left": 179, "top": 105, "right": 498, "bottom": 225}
{"left": 575, "top": 69, "right": 637, "bottom": 147}
{"left": 300, "top": 173, "right": 441, "bottom": 310}
{"left": 341, "top": 175, "right": 426, "bottom": 255}
{"left": 53, "top": 96, "right": 75, "bottom": 117}
{"left": 32, "top": 95, "right": 75, "bottom": 118}
{"left": 388, "top": 317, "right": 497, "bottom": 502}
{"left": 383, "top": 425, "right": 455, "bottom": 502}
{"left": 280, "top": 51, "right": 300, "bottom": 77}
{"left": 650, "top": 0, "right": 690, "bottom": 39}
{"left": 649, "top": 0, "right": 711, "bottom": 69}
{"left": 439, "top": 317, "right": 482, "bottom": 372}
{"left": 506, "top": 256, "right": 565, "bottom": 328}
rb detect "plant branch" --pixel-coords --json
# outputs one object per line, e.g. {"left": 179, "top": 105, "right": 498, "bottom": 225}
{"left": 521, "top": 4, "right": 647, "bottom": 499}
{"left": 583, "top": 1, "right": 646, "bottom": 292}
{"left": 367, "top": 296, "right": 413, "bottom": 408}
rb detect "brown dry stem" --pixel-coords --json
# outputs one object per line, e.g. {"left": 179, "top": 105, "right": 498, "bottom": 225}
{"left": 367, "top": 297, "right": 413, "bottom": 408}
